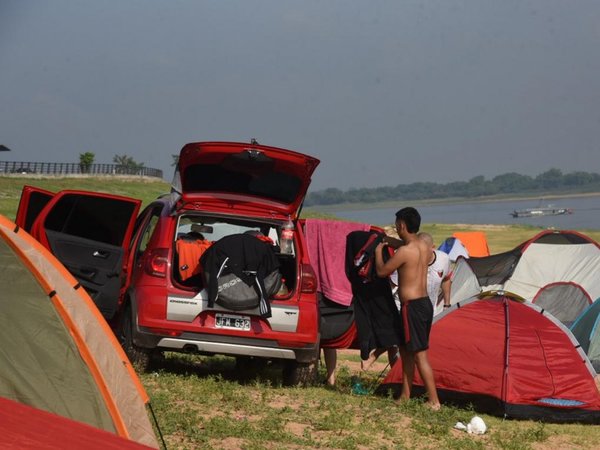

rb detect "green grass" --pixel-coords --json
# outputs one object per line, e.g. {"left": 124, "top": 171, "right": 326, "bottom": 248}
{"left": 0, "top": 175, "right": 170, "bottom": 219}
{"left": 142, "top": 352, "right": 600, "bottom": 450}
{"left": 3, "top": 175, "right": 600, "bottom": 449}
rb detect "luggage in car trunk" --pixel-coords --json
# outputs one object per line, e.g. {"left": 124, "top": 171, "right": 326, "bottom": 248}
{"left": 200, "top": 233, "right": 282, "bottom": 317}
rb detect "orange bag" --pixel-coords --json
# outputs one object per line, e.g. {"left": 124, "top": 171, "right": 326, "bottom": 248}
{"left": 176, "top": 239, "right": 213, "bottom": 281}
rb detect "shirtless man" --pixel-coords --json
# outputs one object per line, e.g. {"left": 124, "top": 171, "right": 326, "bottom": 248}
{"left": 374, "top": 207, "right": 440, "bottom": 409}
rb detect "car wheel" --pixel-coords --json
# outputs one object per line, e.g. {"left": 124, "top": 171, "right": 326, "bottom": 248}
{"left": 282, "top": 360, "right": 318, "bottom": 387}
{"left": 121, "top": 305, "right": 155, "bottom": 373}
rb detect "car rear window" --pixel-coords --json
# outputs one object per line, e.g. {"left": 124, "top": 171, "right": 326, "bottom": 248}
{"left": 182, "top": 164, "right": 302, "bottom": 204}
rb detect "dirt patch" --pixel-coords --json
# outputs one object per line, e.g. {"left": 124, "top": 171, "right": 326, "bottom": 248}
{"left": 208, "top": 437, "right": 246, "bottom": 449}
{"left": 285, "top": 421, "right": 311, "bottom": 437}
{"left": 269, "top": 394, "right": 301, "bottom": 410}
{"left": 531, "top": 434, "right": 581, "bottom": 450}
{"left": 198, "top": 410, "right": 226, "bottom": 422}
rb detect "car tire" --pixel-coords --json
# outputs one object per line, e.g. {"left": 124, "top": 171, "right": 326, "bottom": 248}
{"left": 121, "top": 305, "right": 156, "bottom": 373}
{"left": 282, "top": 359, "right": 318, "bottom": 387}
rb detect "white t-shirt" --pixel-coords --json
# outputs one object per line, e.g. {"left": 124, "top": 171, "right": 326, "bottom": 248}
{"left": 389, "top": 269, "right": 401, "bottom": 311}
{"left": 427, "top": 250, "right": 450, "bottom": 313}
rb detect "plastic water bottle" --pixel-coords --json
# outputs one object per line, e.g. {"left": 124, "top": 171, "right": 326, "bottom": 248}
{"left": 280, "top": 217, "right": 294, "bottom": 254}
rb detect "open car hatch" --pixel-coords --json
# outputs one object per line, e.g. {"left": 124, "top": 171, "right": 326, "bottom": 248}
{"left": 172, "top": 141, "right": 320, "bottom": 219}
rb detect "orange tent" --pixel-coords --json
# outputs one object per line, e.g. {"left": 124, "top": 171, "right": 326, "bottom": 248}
{"left": 452, "top": 231, "right": 490, "bottom": 257}
{"left": 0, "top": 215, "right": 158, "bottom": 448}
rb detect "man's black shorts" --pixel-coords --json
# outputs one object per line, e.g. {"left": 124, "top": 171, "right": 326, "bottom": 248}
{"left": 400, "top": 297, "right": 433, "bottom": 352}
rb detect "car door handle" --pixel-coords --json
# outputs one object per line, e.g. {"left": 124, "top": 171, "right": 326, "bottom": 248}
{"left": 93, "top": 250, "right": 110, "bottom": 259}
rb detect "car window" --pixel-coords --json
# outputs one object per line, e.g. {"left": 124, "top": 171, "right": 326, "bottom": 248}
{"left": 176, "top": 216, "right": 278, "bottom": 243}
{"left": 44, "top": 194, "right": 137, "bottom": 246}
{"left": 182, "top": 162, "right": 301, "bottom": 204}
{"left": 135, "top": 206, "right": 162, "bottom": 257}
{"left": 139, "top": 216, "right": 159, "bottom": 253}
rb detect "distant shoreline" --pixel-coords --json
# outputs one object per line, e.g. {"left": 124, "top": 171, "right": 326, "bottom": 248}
{"left": 307, "top": 191, "right": 600, "bottom": 213}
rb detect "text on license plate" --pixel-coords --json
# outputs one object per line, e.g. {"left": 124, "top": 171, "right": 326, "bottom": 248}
{"left": 215, "top": 313, "right": 251, "bottom": 331}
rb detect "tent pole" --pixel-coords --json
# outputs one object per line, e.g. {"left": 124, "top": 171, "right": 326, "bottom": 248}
{"left": 148, "top": 403, "right": 168, "bottom": 450}
{"left": 502, "top": 297, "right": 510, "bottom": 420}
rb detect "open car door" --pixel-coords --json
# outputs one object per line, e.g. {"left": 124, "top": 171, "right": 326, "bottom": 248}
{"left": 18, "top": 188, "right": 141, "bottom": 320}
{"left": 15, "top": 185, "right": 55, "bottom": 233}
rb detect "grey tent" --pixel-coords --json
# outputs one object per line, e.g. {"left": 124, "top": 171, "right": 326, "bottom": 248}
{"left": 450, "top": 230, "right": 600, "bottom": 326}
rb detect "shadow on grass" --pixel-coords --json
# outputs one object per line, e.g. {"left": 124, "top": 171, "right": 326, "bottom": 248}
{"left": 149, "top": 352, "right": 287, "bottom": 387}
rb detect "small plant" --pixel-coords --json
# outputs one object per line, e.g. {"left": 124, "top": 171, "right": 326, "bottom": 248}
{"left": 79, "top": 152, "right": 95, "bottom": 173}
{"left": 491, "top": 421, "right": 549, "bottom": 450}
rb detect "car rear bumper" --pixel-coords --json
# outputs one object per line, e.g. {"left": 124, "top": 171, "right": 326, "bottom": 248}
{"left": 158, "top": 337, "right": 298, "bottom": 360}
{"left": 134, "top": 326, "right": 320, "bottom": 363}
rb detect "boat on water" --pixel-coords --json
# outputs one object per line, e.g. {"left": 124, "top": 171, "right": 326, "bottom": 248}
{"left": 510, "top": 206, "right": 573, "bottom": 218}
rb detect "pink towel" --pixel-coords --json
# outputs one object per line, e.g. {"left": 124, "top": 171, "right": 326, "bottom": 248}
{"left": 304, "top": 219, "right": 371, "bottom": 306}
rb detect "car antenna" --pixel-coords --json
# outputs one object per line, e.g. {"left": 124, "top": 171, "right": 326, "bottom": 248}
{"left": 250, "top": 138, "right": 259, "bottom": 145}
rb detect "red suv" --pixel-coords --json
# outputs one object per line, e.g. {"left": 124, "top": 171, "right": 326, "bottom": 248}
{"left": 16, "top": 141, "right": 321, "bottom": 384}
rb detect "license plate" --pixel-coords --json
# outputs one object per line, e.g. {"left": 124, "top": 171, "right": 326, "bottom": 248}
{"left": 215, "top": 313, "right": 251, "bottom": 331}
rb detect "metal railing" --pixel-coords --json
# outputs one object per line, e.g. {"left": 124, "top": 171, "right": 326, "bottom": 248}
{"left": 0, "top": 161, "right": 163, "bottom": 178}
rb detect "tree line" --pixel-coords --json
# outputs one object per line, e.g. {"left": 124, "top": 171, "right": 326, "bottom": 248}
{"left": 79, "top": 152, "right": 145, "bottom": 173}
{"left": 305, "top": 169, "right": 600, "bottom": 206}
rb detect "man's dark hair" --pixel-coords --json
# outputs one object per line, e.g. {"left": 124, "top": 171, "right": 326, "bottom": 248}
{"left": 395, "top": 207, "right": 421, "bottom": 233}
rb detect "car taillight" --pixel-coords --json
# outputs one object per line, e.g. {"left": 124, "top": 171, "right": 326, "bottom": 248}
{"left": 145, "top": 248, "right": 169, "bottom": 278}
{"left": 300, "top": 263, "right": 317, "bottom": 294}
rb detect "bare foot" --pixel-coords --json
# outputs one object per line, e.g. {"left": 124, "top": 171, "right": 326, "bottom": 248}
{"left": 425, "top": 401, "right": 441, "bottom": 411}
{"left": 361, "top": 348, "right": 384, "bottom": 371}
{"left": 394, "top": 395, "right": 410, "bottom": 405}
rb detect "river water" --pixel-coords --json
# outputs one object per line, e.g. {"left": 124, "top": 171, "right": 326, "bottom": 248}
{"left": 327, "top": 195, "right": 600, "bottom": 230}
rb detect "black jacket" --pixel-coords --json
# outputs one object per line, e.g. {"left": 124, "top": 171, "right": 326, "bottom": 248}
{"left": 200, "top": 233, "right": 279, "bottom": 318}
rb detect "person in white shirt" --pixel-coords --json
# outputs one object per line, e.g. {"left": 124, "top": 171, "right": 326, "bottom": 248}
{"left": 418, "top": 232, "right": 452, "bottom": 316}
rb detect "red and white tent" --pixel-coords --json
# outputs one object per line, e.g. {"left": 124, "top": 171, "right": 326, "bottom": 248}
{"left": 378, "top": 294, "right": 600, "bottom": 423}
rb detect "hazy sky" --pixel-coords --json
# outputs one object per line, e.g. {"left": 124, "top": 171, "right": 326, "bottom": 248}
{"left": 1, "top": 1, "right": 599, "bottom": 191}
